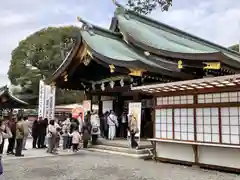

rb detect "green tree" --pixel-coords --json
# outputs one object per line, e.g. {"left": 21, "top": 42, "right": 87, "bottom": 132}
{"left": 229, "top": 44, "right": 239, "bottom": 52}
{"left": 127, "top": 0, "right": 172, "bottom": 14}
{"left": 8, "top": 26, "right": 84, "bottom": 105}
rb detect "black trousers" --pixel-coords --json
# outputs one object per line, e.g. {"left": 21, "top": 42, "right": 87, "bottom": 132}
{"left": 37, "top": 134, "right": 45, "bottom": 148}
{"left": 83, "top": 140, "right": 88, "bottom": 148}
{"left": 120, "top": 123, "right": 127, "bottom": 138}
{"left": 7, "top": 133, "right": 16, "bottom": 153}
{"left": 130, "top": 132, "right": 138, "bottom": 148}
{"left": 72, "top": 143, "right": 78, "bottom": 151}
{"left": 67, "top": 137, "right": 72, "bottom": 149}
{"left": 32, "top": 135, "right": 38, "bottom": 148}
{"left": 15, "top": 139, "right": 23, "bottom": 156}
{"left": 91, "top": 135, "right": 97, "bottom": 145}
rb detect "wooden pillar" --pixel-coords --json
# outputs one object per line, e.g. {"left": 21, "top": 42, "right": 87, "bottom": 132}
{"left": 193, "top": 94, "right": 199, "bottom": 164}
{"left": 98, "top": 96, "right": 102, "bottom": 115}
{"left": 133, "top": 92, "right": 140, "bottom": 101}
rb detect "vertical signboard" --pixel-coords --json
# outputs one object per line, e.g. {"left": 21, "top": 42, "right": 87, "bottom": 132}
{"left": 38, "top": 80, "right": 45, "bottom": 118}
{"left": 38, "top": 80, "right": 56, "bottom": 120}
{"left": 49, "top": 86, "right": 56, "bottom": 120}
{"left": 128, "top": 102, "right": 142, "bottom": 138}
{"left": 44, "top": 85, "right": 51, "bottom": 119}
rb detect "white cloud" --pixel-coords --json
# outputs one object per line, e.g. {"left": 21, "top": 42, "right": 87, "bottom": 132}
{"left": 151, "top": 0, "right": 240, "bottom": 46}
{"left": 0, "top": 0, "right": 240, "bottom": 86}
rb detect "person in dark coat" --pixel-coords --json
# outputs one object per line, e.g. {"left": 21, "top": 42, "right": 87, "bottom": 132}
{"left": 99, "top": 113, "right": 105, "bottom": 138}
{"left": 6, "top": 117, "right": 17, "bottom": 154}
{"left": 81, "top": 112, "right": 91, "bottom": 148}
{"left": 37, "top": 117, "right": 48, "bottom": 148}
{"left": 31, "top": 119, "right": 39, "bottom": 148}
{"left": 103, "top": 111, "right": 109, "bottom": 139}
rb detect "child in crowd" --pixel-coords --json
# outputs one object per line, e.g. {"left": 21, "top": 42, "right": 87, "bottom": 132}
{"left": 70, "top": 127, "right": 81, "bottom": 152}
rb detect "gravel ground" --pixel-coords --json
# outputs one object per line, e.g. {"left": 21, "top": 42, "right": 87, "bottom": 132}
{"left": 2, "top": 151, "right": 239, "bottom": 180}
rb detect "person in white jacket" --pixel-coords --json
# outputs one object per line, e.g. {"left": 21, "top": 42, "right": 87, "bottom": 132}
{"left": 69, "top": 128, "right": 81, "bottom": 152}
{"left": 22, "top": 116, "right": 31, "bottom": 150}
{"left": 46, "top": 120, "right": 57, "bottom": 154}
{"left": 107, "top": 111, "right": 118, "bottom": 140}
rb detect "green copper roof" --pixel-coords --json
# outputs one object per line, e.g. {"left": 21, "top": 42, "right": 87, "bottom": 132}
{"left": 81, "top": 28, "right": 171, "bottom": 70}
{"left": 114, "top": 7, "right": 240, "bottom": 68}
{"left": 116, "top": 15, "right": 217, "bottom": 54}
{"left": 80, "top": 25, "right": 193, "bottom": 79}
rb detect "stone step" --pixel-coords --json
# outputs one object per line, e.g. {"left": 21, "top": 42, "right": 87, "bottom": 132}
{"left": 97, "top": 139, "right": 153, "bottom": 149}
{"left": 91, "top": 145, "right": 152, "bottom": 155}
{"left": 88, "top": 147, "right": 152, "bottom": 159}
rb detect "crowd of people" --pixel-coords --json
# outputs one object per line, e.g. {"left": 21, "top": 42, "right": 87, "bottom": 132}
{"left": 0, "top": 110, "right": 139, "bottom": 155}
{"left": 0, "top": 110, "right": 140, "bottom": 176}
{"left": 0, "top": 116, "right": 31, "bottom": 157}
{"left": 30, "top": 111, "right": 99, "bottom": 154}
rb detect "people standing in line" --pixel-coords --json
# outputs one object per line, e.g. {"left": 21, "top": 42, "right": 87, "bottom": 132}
{"left": 37, "top": 117, "right": 43, "bottom": 148}
{"left": 43, "top": 118, "right": 48, "bottom": 148}
{"left": 81, "top": 111, "right": 91, "bottom": 148}
{"left": 107, "top": 111, "right": 118, "bottom": 140}
{"left": 22, "top": 116, "right": 31, "bottom": 150}
{"left": 15, "top": 116, "right": 24, "bottom": 156}
{"left": 120, "top": 112, "right": 128, "bottom": 138}
{"left": 68, "top": 118, "right": 76, "bottom": 149}
{"left": 64, "top": 117, "right": 71, "bottom": 149}
{"left": 99, "top": 113, "right": 105, "bottom": 138}
{"left": 62, "top": 117, "right": 70, "bottom": 150}
{"left": 46, "top": 120, "right": 57, "bottom": 154}
{"left": 70, "top": 127, "right": 81, "bottom": 152}
{"left": 38, "top": 117, "right": 48, "bottom": 149}
{"left": 62, "top": 123, "right": 69, "bottom": 150}
{"left": 55, "top": 120, "right": 61, "bottom": 149}
{"left": 31, "top": 119, "right": 39, "bottom": 148}
{"left": 90, "top": 112, "right": 100, "bottom": 145}
{"left": 6, "top": 117, "right": 16, "bottom": 155}
{"left": 128, "top": 114, "right": 139, "bottom": 149}
{"left": 0, "top": 121, "right": 12, "bottom": 176}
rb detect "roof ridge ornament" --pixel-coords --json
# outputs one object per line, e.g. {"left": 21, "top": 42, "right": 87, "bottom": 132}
{"left": 112, "top": 0, "right": 123, "bottom": 7}
{"left": 77, "top": 16, "right": 95, "bottom": 36}
{"left": 112, "top": 0, "right": 130, "bottom": 20}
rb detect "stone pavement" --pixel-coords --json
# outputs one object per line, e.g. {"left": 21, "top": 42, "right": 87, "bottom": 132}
{"left": 2, "top": 151, "right": 239, "bottom": 180}
{"left": 2, "top": 138, "right": 77, "bottom": 160}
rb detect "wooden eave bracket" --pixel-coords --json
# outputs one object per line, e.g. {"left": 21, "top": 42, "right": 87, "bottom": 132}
{"left": 129, "top": 68, "right": 145, "bottom": 76}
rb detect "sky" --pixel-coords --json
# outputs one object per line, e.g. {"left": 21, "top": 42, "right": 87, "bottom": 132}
{"left": 0, "top": 0, "right": 240, "bottom": 86}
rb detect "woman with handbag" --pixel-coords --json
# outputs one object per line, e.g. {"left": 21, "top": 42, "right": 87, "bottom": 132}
{"left": 46, "top": 120, "right": 57, "bottom": 154}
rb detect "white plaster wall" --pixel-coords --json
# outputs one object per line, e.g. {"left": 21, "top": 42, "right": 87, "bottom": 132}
{"left": 198, "top": 146, "right": 240, "bottom": 169}
{"left": 156, "top": 142, "right": 195, "bottom": 162}
{"left": 102, "top": 100, "right": 113, "bottom": 114}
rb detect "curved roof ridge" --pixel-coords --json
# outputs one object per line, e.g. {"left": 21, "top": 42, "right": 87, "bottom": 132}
{"left": 116, "top": 8, "right": 240, "bottom": 58}
{"left": 0, "top": 85, "right": 28, "bottom": 105}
